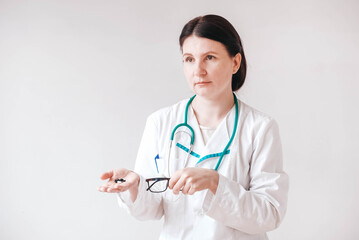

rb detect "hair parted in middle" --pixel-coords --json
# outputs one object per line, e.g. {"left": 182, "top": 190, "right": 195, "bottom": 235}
{"left": 179, "top": 14, "right": 247, "bottom": 91}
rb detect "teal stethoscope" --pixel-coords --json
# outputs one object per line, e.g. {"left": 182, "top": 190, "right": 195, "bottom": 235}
{"left": 166, "top": 93, "right": 239, "bottom": 176}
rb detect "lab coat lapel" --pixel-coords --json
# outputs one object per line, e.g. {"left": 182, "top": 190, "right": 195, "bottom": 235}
{"left": 187, "top": 106, "right": 205, "bottom": 152}
{"left": 198, "top": 111, "right": 232, "bottom": 169}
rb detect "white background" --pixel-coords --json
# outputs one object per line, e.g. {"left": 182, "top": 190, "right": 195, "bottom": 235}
{"left": 1, "top": 0, "right": 358, "bottom": 239}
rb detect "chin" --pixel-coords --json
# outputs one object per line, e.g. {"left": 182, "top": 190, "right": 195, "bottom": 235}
{"left": 192, "top": 90, "right": 216, "bottom": 99}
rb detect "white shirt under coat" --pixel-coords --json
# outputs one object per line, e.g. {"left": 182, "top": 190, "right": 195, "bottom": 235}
{"left": 117, "top": 96, "right": 289, "bottom": 240}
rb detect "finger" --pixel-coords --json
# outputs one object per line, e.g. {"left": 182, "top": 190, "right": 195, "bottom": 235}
{"left": 98, "top": 186, "right": 110, "bottom": 192}
{"left": 99, "top": 179, "right": 115, "bottom": 192}
{"left": 108, "top": 180, "right": 134, "bottom": 192}
{"left": 112, "top": 168, "right": 130, "bottom": 179}
{"left": 188, "top": 185, "right": 197, "bottom": 195}
{"left": 181, "top": 182, "right": 192, "bottom": 195}
{"left": 100, "top": 171, "right": 114, "bottom": 180}
{"left": 98, "top": 183, "right": 119, "bottom": 193}
{"left": 112, "top": 181, "right": 130, "bottom": 190}
{"left": 105, "top": 182, "right": 122, "bottom": 193}
{"left": 168, "top": 170, "right": 182, "bottom": 189}
{"left": 106, "top": 187, "right": 121, "bottom": 193}
{"left": 98, "top": 178, "right": 117, "bottom": 191}
{"left": 172, "top": 176, "right": 186, "bottom": 194}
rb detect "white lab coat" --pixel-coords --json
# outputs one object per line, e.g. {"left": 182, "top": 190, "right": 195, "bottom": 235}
{"left": 117, "top": 96, "right": 289, "bottom": 240}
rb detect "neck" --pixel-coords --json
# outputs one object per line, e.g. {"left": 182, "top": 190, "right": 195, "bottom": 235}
{"left": 191, "top": 92, "right": 235, "bottom": 128}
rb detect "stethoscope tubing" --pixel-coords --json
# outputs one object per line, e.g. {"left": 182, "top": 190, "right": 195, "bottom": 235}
{"left": 167, "top": 93, "right": 239, "bottom": 176}
{"left": 214, "top": 93, "right": 239, "bottom": 171}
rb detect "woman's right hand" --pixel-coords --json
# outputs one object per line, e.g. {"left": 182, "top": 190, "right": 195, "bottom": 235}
{"left": 98, "top": 168, "right": 140, "bottom": 202}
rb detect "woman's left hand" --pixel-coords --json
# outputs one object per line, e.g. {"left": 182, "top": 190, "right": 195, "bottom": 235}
{"left": 168, "top": 167, "right": 219, "bottom": 195}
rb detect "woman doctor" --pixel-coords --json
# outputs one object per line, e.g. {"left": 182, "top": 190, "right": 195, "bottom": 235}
{"left": 98, "top": 14, "right": 289, "bottom": 240}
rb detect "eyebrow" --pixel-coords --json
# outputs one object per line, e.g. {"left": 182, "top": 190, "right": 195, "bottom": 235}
{"left": 182, "top": 51, "right": 218, "bottom": 57}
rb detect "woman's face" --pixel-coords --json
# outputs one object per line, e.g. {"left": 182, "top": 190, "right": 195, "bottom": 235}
{"left": 182, "top": 35, "right": 241, "bottom": 100}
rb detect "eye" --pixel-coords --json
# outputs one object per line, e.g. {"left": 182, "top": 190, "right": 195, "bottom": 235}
{"left": 206, "top": 55, "right": 215, "bottom": 60}
{"left": 184, "top": 57, "right": 194, "bottom": 63}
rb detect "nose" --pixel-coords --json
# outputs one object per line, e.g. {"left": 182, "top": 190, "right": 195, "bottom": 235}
{"left": 193, "top": 60, "right": 207, "bottom": 77}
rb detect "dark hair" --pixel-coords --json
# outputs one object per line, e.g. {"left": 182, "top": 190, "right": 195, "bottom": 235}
{"left": 179, "top": 15, "right": 247, "bottom": 91}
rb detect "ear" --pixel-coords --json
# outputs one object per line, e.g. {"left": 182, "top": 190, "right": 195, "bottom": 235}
{"left": 232, "top": 53, "right": 242, "bottom": 74}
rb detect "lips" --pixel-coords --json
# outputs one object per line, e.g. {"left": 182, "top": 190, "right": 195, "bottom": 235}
{"left": 195, "top": 81, "right": 211, "bottom": 85}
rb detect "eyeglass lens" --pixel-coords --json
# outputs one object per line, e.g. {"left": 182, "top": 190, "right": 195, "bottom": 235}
{"left": 146, "top": 178, "right": 170, "bottom": 193}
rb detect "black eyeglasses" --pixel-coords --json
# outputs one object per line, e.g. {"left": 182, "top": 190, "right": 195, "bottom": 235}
{"left": 145, "top": 177, "right": 170, "bottom": 193}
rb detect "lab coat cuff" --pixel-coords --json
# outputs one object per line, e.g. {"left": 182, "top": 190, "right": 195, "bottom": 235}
{"left": 202, "top": 174, "right": 224, "bottom": 214}
{"left": 117, "top": 175, "right": 147, "bottom": 209}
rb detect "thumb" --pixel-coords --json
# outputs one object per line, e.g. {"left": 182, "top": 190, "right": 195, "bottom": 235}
{"left": 100, "top": 171, "right": 114, "bottom": 180}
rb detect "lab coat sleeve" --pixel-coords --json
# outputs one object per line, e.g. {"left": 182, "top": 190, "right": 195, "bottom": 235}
{"left": 202, "top": 118, "right": 289, "bottom": 234}
{"left": 116, "top": 114, "right": 164, "bottom": 221}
